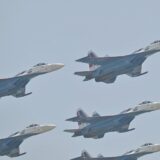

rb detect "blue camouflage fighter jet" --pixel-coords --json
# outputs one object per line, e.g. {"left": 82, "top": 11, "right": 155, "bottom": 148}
{"left": 65, "top": 101, "right": 160, "bottom": 139}
{"left": 75, "top": 40, "right": 160, "bottom": 83}
{"left": 0, "top": 63, "right": 64, "bottom": 98}
{"left": 0, "top": 124, "right": 55, "bottom": 157}
{"left": 71, "top": 143, "right": 160, "bottom": 160}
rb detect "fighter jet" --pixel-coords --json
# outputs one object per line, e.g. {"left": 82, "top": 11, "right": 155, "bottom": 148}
{"left": 75, "top": 40, "right": 160, "bottom": 83}
{"left": 0, "top": 63, "right": 64, "bottom": 98}
{"left": 64, "top": 101, "right": 160, "bottom": 139}
{"left": 0, "top": 123, "right": 56, "bottom": 157}
{"left": 71, "top": 143, "right": 160, "bottom": 160}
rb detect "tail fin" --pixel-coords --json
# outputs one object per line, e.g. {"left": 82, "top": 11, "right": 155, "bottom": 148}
{"left": 76, "top": 51, "right": 98, "bottom": 65}
{"left": 81, "top": 150, "right": 91, "bottom": 159}
{"left": 77, "top": 109, "right": 88, "bottom": 119}
{"left": 65, "top": 109, "right": 89, "bottom": 129}
{"left": 66, "top": 109, "right": 88, "bottom": 122}
{"left": 88, "top": 51, "right": 97, "bottom": 58}
{"left": 88, "top": 51, "right": 99, "bottom": 71}
{"left": 77, "top": 109, "right": 89, "bottom": 129}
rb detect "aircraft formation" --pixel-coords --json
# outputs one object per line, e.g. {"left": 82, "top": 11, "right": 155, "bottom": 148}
{"left": 1, "top": 40, "right": 160, "bottom": 159}
{"left": 64, "top": 101, "right": 160, "bottom": 139}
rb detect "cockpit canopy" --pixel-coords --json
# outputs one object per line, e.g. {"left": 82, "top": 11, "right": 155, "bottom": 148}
{"left": 132, "top": 48, "right": 144, "bottom": 54}
{"left": 26, "top": 124, "right": 39, "bottom": 128}
{"left": 9, "top": 131, "right": 20, "bottom": 137}
{"left": 123, "top": 150, "right": 135, "bottom": 155}
{"left": 33, "top": 63, "right": 47, "bottom": 67}
{"left": 15, "top": 70, "right": 27, "bottom": 77}
{"left": 121, "top": 108, "right": 133, "bottom": 114}
{"left": 141, "top": 143, "right": 153, "bottom": 147}
{"left": 139, "top": 101, "right": 152, "bottom": 105}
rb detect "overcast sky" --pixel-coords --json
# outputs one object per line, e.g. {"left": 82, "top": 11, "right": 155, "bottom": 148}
{"left": 0, "top": 0, "right": 160, "bottom": 159}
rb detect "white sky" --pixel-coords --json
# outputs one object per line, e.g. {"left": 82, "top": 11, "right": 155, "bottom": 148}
{"left": 0, "top": 0, "right": 160, "bottom": 159}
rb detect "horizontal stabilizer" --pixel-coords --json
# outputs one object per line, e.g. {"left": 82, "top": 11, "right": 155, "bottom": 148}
{"left": 64, "top": 129, "right": 80, "bottom": 133}
{"left": 76, "top": 51, "right": 97, "bottom": 63}
{"left": 17, "top": 152, "right": 27, "bottom": 157}
{"left": 74, "top": 71, "right": 93, "bottom": 77}
{"left": 66, "top": 117, "right": 79, "bottom": 122}
{"left": 23, "top": 92, "right": 32, "bottom": 97}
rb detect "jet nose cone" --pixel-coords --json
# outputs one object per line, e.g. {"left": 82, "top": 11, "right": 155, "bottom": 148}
{"left": 46, "top": 124, "right": 56, "bottom": 130}
{"left": 50, "top": 63, "right": 64, "bottom": 72}
{"left": 152, "top": 144, "right": 160, "bottom": 152}
{"left": 40, "top": 124, "right": 56, "bottom": 133}
{"left": 76, "top": 57, "right": 87, "bottom": 63}
{"left": 151, "top": 102, "right": 160, "bottom": 110}
{"left": 55, "top": 63, "right": 65, "bottom": 69}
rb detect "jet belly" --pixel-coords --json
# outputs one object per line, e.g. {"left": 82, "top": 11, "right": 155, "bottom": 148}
{"left": 84, "top": 118, "right": 122, "bottom": 137}
{"left": 94, "top": 58, "right": 131, "bottom": 81}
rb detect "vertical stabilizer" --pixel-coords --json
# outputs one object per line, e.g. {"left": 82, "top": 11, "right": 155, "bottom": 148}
{"left": 88, "top": 51, "right": 99, "bottom": 71}
{"left": 77, "top": 109, "right": 89, "bottom": 129}
{"left": 82, "top": 150, "right": 91, "bottom": 159}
